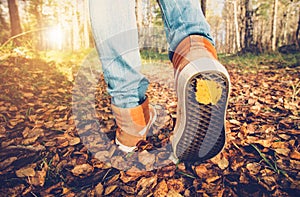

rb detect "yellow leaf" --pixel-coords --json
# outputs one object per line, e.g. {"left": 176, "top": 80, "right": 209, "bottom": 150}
{"left": 195, "top": 79, "right": 222, "bottom": 105}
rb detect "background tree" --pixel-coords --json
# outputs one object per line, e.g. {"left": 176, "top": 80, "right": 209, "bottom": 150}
{"left": 244, "top": 0, "right": 255, "bottom": 52}
{"left": 201, "top": 0, "right": 207, "bottom": 16}
{"left": 0, "top": 1, "right": 9, "bottom": 43}
{"left": 7, "top": 0, "right": 22, "bottom": 37}
{"left": 271, "top": 0, "right": 278, "bottom": 51}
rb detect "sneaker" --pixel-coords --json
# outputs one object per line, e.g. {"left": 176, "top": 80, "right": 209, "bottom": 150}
{"left": 111, "top": 96, "right": 157, "bottom": 153}
{"left": 171, "top": 35, "right": 230, "bottom": 162}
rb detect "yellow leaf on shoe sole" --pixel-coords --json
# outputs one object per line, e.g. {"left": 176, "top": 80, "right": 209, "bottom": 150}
{"left": 195, "top": 79, "right": 222, "bottom": 105}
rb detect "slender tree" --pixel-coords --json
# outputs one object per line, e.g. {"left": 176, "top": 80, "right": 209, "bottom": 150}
{"left": 201, "top": 0, "right": 207, "bottom": 16}
{"left": 7, "top": 0, "right": 22, "bottom": 37}
{"left": 271, "top": 0, "right": 278, "bottom": 51}
{"left": 296, "top": 12, "right": 300, "bottom": 48}
{"left": 244, "top": 0, "right": 255, "bottom": 52}
{"left": 233, "top": 0, "right": 241, "bottom": 52}
{"left": 136, "top": 0, "right": 143, "bottom": 29}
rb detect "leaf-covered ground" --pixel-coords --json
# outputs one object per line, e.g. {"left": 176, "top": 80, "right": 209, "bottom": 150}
{"left": 0, "top": 52, "right": 299, "bottom": 197}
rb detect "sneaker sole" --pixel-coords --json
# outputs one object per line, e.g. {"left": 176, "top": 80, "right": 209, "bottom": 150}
{"left": 172, "top": 58, "right": 230, "bottom": 162}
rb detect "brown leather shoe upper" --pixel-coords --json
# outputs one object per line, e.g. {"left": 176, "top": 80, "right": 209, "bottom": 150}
{"left": 172, "top": 35, "right": 217, "bottom": 72}
{"left": 111, "top": 97, "right": 150, "bottom": 147}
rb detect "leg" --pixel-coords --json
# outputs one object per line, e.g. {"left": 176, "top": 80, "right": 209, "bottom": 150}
{"left": 89, "top": 0, "right": 156, "bottom": 152}
{"left": 158, "top": 0, "right": 231, "bottom": 162}
{"left": 157, "top": 0, "right": 214, "bottom": 59}
{"left": 89, "top": 0, "right": 148, "bottom": 108}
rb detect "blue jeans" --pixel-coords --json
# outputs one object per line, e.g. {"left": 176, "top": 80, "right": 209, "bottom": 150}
{"left": 89, "top": 0, "right": 214, "bottom": 108}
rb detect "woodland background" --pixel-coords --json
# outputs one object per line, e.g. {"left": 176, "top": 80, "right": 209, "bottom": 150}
{"left": 1, "top": 0, "right": 299, "bottom": 53}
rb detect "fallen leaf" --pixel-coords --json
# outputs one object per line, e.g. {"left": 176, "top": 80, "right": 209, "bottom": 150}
{"left": 71, "top": 164, "right": 93, "bottom": 176}
{"left": 104, "top": 185, "right": 118, "bottom": 196}
{"left": 136, "top": 175, "right": 158, "bottom": 196}
{"left": 246, "top": 162, "right": 261, "bottom": 175}
{"left": 195, "top": 79, "right": 222, "bottom": 105}
{"left": 167, "top": 189, "right": 183, "bottom": 197}
{"left": 0, "top": 157, "right": 17, "bottom": 170}
{"left": 206, "top": 175, "right": 221, "bottom": 183}
{"left": 138, "top": 150, "right": 155, "bottom": 168}
{"left": 29, "top": 164, "right": 48, "bottom": 187}
{"left": 194, "top": 165, "right": 208, "bottom": 178}
{"left": 290, "top": 150, "right": 300, "bottom": 160}
{"left": 167, "top": 178, "right": 185, "bottom": 193}
{"left": 210, "top": 153, "right": 229, "bottom": 170}
{"left": 95, "top": 183, "right": 104, "bottom": 196}
{"left": 154, "top": 180, "right": 168, "bottom": 197}
{"left": 16, "top": 166, "right": 35, "bottom": 177}
{"left": 274, "top": 148, "right": 290, "bottom": 157}
{"left": 23, "top": 92, "right": 34, "bottom": 98}
{"left": 68, "top": 137, "right": 81, "bottom": 146}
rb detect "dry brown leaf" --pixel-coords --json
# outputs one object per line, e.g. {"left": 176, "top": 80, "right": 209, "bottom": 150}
{"left": 229, "top": 119, "right": 241, "bottom": 126}
{"left": 0, "top": 156, "right": 17, "bottom": 171}
{"left": 122, "top": 185, "right": 135, "bottom": 195}
{"left": 206, "top": 175, "right": 221, "bottom": 184}
{"left": 274, "top": 148, "right": 290, "bottom": 157}
{"left": 136, "top": 175, "right": 158, "bottom": 195}
{"left": 29, "top": 167, "right": 47, "bottom": 187}
{"left": 290, "top": 150, "right": 300, "bottom": 160}
{"left": 22, "top": 135, "right": 39, "bottom": 145}
{"left": 194, "top": 165, "right": 208, "bottom": 178}
{"left": 260, "top": 176, "right": 277, "bottom": 191}
{"left": 167, "top": 178, "right": 185, "bottom": 193}
{"left": 9, "top": 106, "right": 18, "bottom": 111}
{"left": 271, "top": 142, "right": 288, "bottom": 149}
{"left": 106, "top": 173, "right": 120, "bottom": 185}
{"left": 68, "top": 137, "right": 81, "bottom": 146}
{"left": 71, "top": 164, "right": 93, "bottom": 176}
{"left": 57, "top": 106, "right": 68, "bottom": 111}
{"left": 95, "top": 182, "right": 104, "bottom": 196}
{"left": 95, "top": 151, "right": 110, "bottom": 161}
{"left": 23, "top": 92, "right": 34, "bottom": 98}
{"left": 104, "top": 185, "right": 118, "bottom": 196}
{"left": 154, "top": 180, "right": 168, "bottom": 197}
{"left": 246, "top": 162, "right": 261, "bottom": 175}
{"left": 210, "top": 153, "right": 229, "bottom": 170}
{"left": 16, "top": 166, "right": 35, "bottom": 177}
{"left": 167, "top": 189, "right": 183, "bottom": 197}
{"left": 120, "top": 171, "right": 140, "bottom": 183}
{"left": 138, "top": 150, "right": 155, "bottom": 168}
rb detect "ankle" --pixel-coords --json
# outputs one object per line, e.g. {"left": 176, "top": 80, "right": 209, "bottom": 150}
{"left": 172, "top": 35, "right": 218, "bottom": 72}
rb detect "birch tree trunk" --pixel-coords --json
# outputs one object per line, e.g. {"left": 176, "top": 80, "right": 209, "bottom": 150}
{"left": 136, "top": 0, "right": 143, "bottom": 29}
{"left": 83, "top": 0, "right": 90, "bottom": 49}
{"left": 72, "top": 1, "right": 80, "bottom": 51}
{"left": 233, "top": 0, "right": 241, "bottom": 52}
{"left": 271, "top": 0, "right": 278, "bottom": 51}
{"left": 244, "top": 0, "right": 255, "bottom": 52}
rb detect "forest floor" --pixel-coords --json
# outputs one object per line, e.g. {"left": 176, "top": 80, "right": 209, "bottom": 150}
{"left": 0, "top": 50, "right": 299, "bottom": 196}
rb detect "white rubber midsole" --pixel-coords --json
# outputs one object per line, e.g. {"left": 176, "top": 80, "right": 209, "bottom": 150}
{"left": 172, "top": 57, "right": 231, "bottom": 160}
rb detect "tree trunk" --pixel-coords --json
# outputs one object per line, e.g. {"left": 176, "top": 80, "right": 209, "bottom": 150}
{"left": 244, "top": 0, "right": 255, "bottom": 52}
{"left": 7, "top": 0, "right": 22, "bottom": 37}
{"left": 135, "top": 0, "right": 143, "bottom": 29}
{"left": 83, "top": 0, "right": 90, "bottom": 48}
{"left": 233, "top": 0, "right": 241, "bottom": 52}
{"left": 201, "top": 0, "right": 207, "bottom": 17}
{"left": 271, "top": 0, "right": 278, "bottom": 51}
{"left": 296, "top": 11, "right": 300, "bottom": 48}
